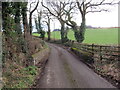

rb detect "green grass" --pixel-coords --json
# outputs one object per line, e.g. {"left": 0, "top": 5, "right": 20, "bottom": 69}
{"left": 33, "top": 28, "right": 118, "bottom": 45}
{"left": 33, "top": 33, "right": 40, "bottom": 37}
{"left": 83, "top": 28, "right": 118, "bottom": 45}
{"left": 3, "top": 64, "right": 38, "bottom": 88}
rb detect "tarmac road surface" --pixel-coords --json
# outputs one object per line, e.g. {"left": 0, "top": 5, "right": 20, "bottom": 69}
{"left": 36, "top": 44, "right": 116, "bottom": 88}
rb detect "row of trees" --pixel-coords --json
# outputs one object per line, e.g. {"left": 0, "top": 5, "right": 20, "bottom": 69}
{"left": 2, "top": 2, "right": 41, "bottom": 66}
{"left": 2, "top": 0, "right": 118, "bottom": 43}
{"left": 37, "top": 0, "right": 118, "bottom": 43}
{"left": 7, "top": 0, "right": 116, "bottom": 44}
{"left": 2, "top": 2, "right": 37, "bottom": 38}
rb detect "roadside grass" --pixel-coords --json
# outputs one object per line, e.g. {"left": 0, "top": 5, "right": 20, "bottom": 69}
{"left": 3, "top": 61, "right": 38, "bottom": 88}
{"left": 33, "top": 33, "right": 40, "bottom": 37}
{"left": 2, "top": 35, "right": 47, "bottom": 88}
{"left": 33, "top": 28, "right": 118, "bottom": 45}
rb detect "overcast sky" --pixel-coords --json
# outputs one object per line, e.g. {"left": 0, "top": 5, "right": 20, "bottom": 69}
{"left": 30, "top": 0, "right": 119, "bottom": 32}
{"left": 53, "top": 5, "right": 118, "bottom": 28}
{"left": 86, "top": 5, "right": 118, "bottom": 27}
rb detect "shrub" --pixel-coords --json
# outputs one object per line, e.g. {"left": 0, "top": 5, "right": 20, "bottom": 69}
{"left": 22, "top": 66, "right": 38, "bottom": 75}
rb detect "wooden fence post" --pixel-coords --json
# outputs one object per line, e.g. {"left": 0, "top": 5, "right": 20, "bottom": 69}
{"left": 92, "top": 44, "right": 94, "bottom": 55}
{"left": 72, "top": 40, "right": 74, "bottom": 47}
{"left": 100, "top": 46, "right": 102, "bottom": 61}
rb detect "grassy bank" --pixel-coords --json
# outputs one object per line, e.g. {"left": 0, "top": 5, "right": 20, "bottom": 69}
{"left": 2, "top": 35, "right": 49, "bottom": 88}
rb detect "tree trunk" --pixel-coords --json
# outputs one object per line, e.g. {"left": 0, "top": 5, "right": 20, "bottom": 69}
{"left": 38, "top": 15, "right": 42, "bottom": 33}
{"left": 21, "top": 3, "right": 31, "bottom": 39}
{"left": 21, "top": 2, "right": 34, "bottom": 66}
{"left": 79, "top": 16, "right": 86, "bottom": 43}
{"left": 60, "top": 20, "right": 68, "bottom": 43}
{"left": 72, "top": 26, "right": 81, "bottom": 42}
{"left": 14, "top": 3, "right": 22, "bottom": 35}
{"left": 29, "top": 1, "right": 39, "bottom": 35}
{"left": 68, "top": 16, "right": 85, "bottom": 43}
{"left": 47, "top": 23, "right": 51, "bottom": 41}
{"left": 47, "top": 17, "right": 51, "bottom": 41}
{"left": 73, "top": 16, "right": 86, "bottom": 43}
{"left": 2, "top": 2, "right": 10, "bottom": 35}
{"left": 61, "top": 23, "right": 65, "bottom": 43}
{"left": 29, "top": 13, "right": 32, "bottom": 35}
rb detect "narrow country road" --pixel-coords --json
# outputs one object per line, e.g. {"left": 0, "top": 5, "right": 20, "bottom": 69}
{"left": 36, "top": 44, "right": 116, "bottom": 88}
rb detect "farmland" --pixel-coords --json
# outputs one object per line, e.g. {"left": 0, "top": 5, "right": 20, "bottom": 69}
{"left": 33, "top": 28, "right": 118, "bottom": 45}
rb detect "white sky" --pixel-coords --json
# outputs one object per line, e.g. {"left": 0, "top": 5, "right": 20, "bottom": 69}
{"left": 29, "top": 0, "right": 119, "bottom": 32}
{"left": 49, "top": 5, "right": 118, "bottom": 31}
{"left": 86, "top": 5, "right": 118, "bottom": 27}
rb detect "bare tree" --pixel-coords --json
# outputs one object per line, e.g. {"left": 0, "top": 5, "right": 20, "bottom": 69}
{"left": 75, "top": 0, "right": 118, "bottom": 42}
{"left": 59, "top": 1, "right": 80, "bottom": 42}
{"left": 42, "top": 10, "right": 52, "bottom": 41}
{"left": 58, "top": 0, "right": 118, "bottom": 42}
{"left": 42, "top": 0, "right": 118, "bottom": 43}
{"left": 41, "top": 0, "right": 69, "bottom": 43}
{"left": 21, "top": 2, "right": 30, "bottom": 38}
{"left": 37, "top": 10, "right": 42, "bottom": 34}
{"left": 34, "top": 10, "right": 46, "bottom": 40}
{"left": 61, "top": 0, "right": 118, "bottom": 42}
{"left": 29, "top": 0, "right": 39, "bottom": 35}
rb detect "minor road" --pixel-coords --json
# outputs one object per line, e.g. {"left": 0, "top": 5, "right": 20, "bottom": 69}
{"left": 36, "top": 44, "right": 116, "bottom": 88}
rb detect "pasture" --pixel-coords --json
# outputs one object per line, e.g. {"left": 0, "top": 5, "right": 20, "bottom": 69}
{"left": 33, "top": 28, "right": 118, "bottom": 45}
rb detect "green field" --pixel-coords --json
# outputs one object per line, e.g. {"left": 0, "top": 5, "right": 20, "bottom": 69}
{"left": 33, "top": 28, "right": 118, "bottom": 45}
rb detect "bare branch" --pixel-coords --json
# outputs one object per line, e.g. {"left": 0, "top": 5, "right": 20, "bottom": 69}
{"left": 29, "top": 1, "right": 36, "bottom": 12}
{"left": 30, "top": 0, "right": 39, "bottom": 14}
{"left": 43, "top": 20, "right": 49, "bottom": 25}
{"left": 86, "top": 0, "right": 118, "bottom": 9}
{"left": 86, "top": 9, "right": 109, "bottom": 13}
{"left": 85, "top": 0, "right": 92, "bottom": 6}
{"left": 41, "top": 1, "right": 58, "bottom": 17}
{"left": 29, "top": 0, "right": 39, "bottom": 34}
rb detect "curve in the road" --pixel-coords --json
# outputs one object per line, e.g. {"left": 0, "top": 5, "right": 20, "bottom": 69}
{"left": 36, "top": 44, "right": 116, "bottom": 88}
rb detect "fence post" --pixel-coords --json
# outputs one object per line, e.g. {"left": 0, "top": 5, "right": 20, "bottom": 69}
{"left": 100, "top": 46, "right": 102, "bottom": 61}
{"left": 72, "top": 40, "right": 74, "bottom": 47}
{"left": 91, "top": 44, "right": 94, "bottom": 64}
{"left": 92, "top": 44, "right": 94, "bottom": 55}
